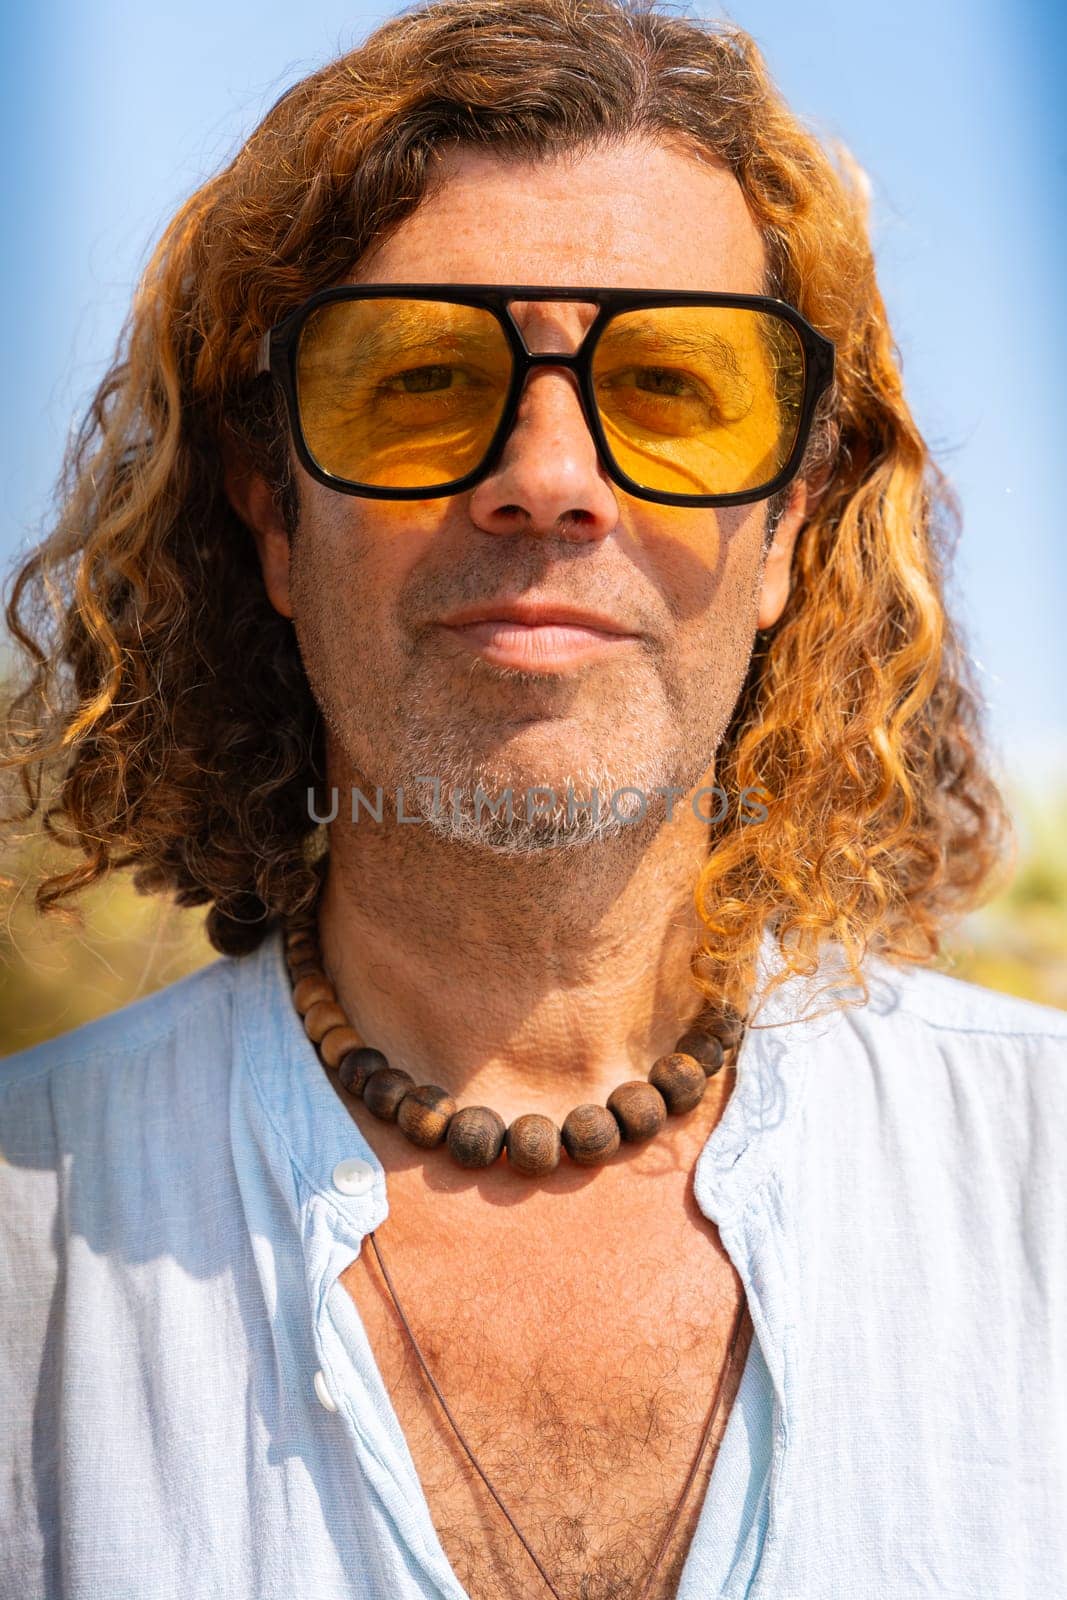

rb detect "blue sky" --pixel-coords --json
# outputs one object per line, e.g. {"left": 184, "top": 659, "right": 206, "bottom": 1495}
{"left": 2, "top": 0, "right": 1064, "bottom": 788}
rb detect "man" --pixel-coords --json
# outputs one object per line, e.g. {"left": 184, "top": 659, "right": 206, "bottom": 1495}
{"left": 2, "top": 0, "right": 1064, "bottom": 1596}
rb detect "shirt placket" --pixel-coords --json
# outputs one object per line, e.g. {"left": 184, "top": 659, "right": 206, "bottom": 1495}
{"left": 300, "top": 1159, "right": 472, "bottom": 1600}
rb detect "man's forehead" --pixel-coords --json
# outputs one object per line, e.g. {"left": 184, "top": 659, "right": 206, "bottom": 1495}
{"left": 353, "top": 137, "right": 767, "bottom": 296}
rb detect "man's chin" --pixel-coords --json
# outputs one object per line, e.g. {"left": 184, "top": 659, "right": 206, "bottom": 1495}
{"left": 406, "top": 779, "right": 670, "bottom": 855}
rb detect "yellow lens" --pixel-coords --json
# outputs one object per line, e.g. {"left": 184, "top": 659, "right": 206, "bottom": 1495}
{"left": 591, "top": 306, "right": 805, "bottom": 498}
{"left": 296, "top": 298, "right": 513, "bottom": 488}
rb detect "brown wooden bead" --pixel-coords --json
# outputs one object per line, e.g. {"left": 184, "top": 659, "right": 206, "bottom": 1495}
{"left": 286, "top": 940, "right": 319, "bottom": 970}
{"left": 283, "top": 947, "right": 316, "bottom": 972}
{"left": 505, "top": 1114, "right": 562, "bottom": 1176}
{"left": 674, "top": 1028, "right": 725, "bottom": 1077}
{"left": 289, "top": 960, "right": 323, "bottom": 984}
{"left": 337, "top": 1047, "right": 389, "bottom": 1096}
{"left": 318, "top": 1024, "right": 363, "bottom": 1069}
{"left": 607, "top": 1080, "right": 667, "bottom": 1142}
{"left": 648, "top": 1052, "right": 707, "bottom": 1114}
{"left": 363, "top": 1066, "right": 416, "bottom": 1121}
{"left": 446, "top": 1106, "right": 506, "bottom": 1168}
{"left": 708, "top": 1011, "right": 745, "bottom": 1051}
{"left": 292, "top": 974, "right": 334, "bottom": 1014}
{"left": 397, "top": 1084, "right": 457, "bottom": 1148}
{"left": 285, "top": 925, "right": 317, "bottom": 950}
{"left": 303, "top": 1000, "right": 348, "bottom": 1043}
{"left": 561, "top": 1103, "right": 621, "bottom": 1166}
{"left": 288, "top": 955, "right": 320, "bottom": 982}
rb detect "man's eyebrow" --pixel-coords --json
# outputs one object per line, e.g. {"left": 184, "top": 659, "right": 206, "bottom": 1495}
{"left": 306, "top": 309, "right": 502, "bottom": 368}
{"left": 596, "top": 320, "right": 743, "bottom": 372}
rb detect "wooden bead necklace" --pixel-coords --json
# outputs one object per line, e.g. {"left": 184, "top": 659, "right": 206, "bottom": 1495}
{"left": 285, "top": 880, "right": 755, "bottom": 1594}
{"left": 283, "top": 903, "right": 749, "bottom": 1175}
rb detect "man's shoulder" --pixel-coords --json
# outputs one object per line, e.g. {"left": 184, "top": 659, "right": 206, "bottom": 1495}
{"left": 864, "top": 955, "right": 1067, "bottom": 1045}
{"left": 0, "top": 950, "right": 238, "bottom": 1096}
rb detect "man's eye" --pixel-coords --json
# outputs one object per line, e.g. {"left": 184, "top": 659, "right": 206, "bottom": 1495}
{"left": 382, "top": 365, "right": 456, "bottom": 393}
{"left": 632, "top": 366, "right": 699, "bottom": 397}
{"left": 601, "top": 365, "right": 710, "bottom": 404}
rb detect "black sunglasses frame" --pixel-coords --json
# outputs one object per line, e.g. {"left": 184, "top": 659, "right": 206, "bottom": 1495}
{"left": 258, "top": 284, "right": 836, "bottom": 509}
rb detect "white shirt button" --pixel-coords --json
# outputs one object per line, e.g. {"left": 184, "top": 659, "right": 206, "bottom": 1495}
{"left": 313, "top": 1370, "right": 339, "bottom": 1413}
{"left": 331, "top": 1157, "right": 374, "bottom": 1196}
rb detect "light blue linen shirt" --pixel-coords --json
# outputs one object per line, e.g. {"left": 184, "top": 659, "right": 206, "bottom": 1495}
{"left": 2, "top": 924, "right": 1065, "bottom": 1599}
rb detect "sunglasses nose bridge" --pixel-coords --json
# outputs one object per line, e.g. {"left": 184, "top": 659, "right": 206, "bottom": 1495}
{"left": 525, "top": 348, "right": 582, "bottom": 362}
{"left": 506, "top": 348, "right": 597, "bottom": 435}
{"left": 519, "top": 349, "right": 587, "bottom": 375}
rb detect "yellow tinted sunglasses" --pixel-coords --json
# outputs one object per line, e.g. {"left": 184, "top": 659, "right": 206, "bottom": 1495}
{"left": 258, "top": 284, "right": 835, "bottom": 508}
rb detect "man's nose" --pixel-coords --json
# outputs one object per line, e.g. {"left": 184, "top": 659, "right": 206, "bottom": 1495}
{"left": 467, "top": 366, "right": 620, "bottom": 539}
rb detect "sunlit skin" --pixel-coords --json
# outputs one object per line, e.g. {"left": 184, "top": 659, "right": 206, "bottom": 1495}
{"left": 227, "top": 137, "right": 814, "bottom": 1163}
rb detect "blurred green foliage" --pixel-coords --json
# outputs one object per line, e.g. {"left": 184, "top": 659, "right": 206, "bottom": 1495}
{"left": 0, "top": 840, "right": 217, "bottom": 1057}
{"left": 1, "top": 784, "right": 1064, "bottom": 1057}
{"left": 936, "top": 784, "right": 1067, "bottom": 1011}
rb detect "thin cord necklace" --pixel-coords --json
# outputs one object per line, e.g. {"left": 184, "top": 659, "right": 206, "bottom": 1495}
{"left": 366, "top": 1225, "right": 752, "bottom": 1600}
{"left": 282, "top": 886, "right": 749, "bottom": 1176}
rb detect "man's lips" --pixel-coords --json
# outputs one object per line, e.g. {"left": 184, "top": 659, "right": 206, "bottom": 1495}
{"left": 437, "top": 600, "right": 637, "bottom": 634}
{"left": 435, "top": 602, "right": 641, "bottom": 672}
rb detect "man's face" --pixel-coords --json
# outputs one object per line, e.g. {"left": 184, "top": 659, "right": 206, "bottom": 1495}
{"left": 243, "top": 138, "right": 806, "bottom": 851}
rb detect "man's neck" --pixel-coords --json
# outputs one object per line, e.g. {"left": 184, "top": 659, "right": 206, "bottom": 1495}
{"left": 317, "top": 774, "right": 722, "bottom": 1127}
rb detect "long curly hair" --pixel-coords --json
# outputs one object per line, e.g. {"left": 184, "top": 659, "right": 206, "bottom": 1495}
{"left": 1, "top": 0, "right": 1011, "bottom": 1015}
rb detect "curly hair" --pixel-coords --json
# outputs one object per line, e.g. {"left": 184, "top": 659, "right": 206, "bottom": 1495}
{"left": 0, "top": 0, "right": 1011, "bottom": 1016}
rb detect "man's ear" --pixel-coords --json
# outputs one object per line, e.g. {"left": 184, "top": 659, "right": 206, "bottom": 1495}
{"left": 756, "top": 468, "right": 827, "bottom": 630}
{"left": 221, "top": 439, "right": 294, "bottom": 621}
